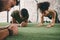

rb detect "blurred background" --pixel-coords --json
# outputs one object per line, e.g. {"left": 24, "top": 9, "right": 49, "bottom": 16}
{"left": 0, "top": 0, "right": 60, "bottom": 23}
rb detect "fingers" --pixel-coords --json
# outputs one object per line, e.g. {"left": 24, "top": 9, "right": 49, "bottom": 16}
{"left": 37, "top": 23, "right": 54, "bottom": 28}
{"left": 37, "top": 23, "right": 43, "bottom": 27}
{"left": 8, "top": 24, "right": 18, "bottom": 35}
{"left": 46, "top": 24, "right": 54, "bottom": 28}
{"left": 20, "top": 22, "right": 27, "bottom": 27}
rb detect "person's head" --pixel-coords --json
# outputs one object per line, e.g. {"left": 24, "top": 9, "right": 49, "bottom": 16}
{"left": 37, "top": 2, "right": 50, "bottom": 12}
{"left": 12, "top": 10, "right": 19, "bottom": 14}
{"left": 0, "top": 0, "right": 19, "bottom": 12}
{"left": 20, "top": 8, "right": 29, "bottom": 19}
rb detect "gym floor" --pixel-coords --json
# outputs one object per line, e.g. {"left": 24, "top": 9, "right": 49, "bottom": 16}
{"left": 0, "top": 23, "right": 60, "bottom": 40}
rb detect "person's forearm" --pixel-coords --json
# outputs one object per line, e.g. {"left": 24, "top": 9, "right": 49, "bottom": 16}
{"left": 51, "top": 19, "right": 55, "bottom": 26}
{"left": 11, "top": 18, "right": 17, "bottom": 24}
{"left": 0, "top": 29, "right": 9, "bottom": 40}
{"left": 40, "top": 16, "right": 43, "bottom": 24}
{"left": 51, "top": 14, "right": 56, "bottom": 26}
{"left": 51, "top": 11, "right": 56, "bottom": 26}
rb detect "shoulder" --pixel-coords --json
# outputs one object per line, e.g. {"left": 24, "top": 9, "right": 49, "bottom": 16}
{"left": 48, "top": 9, "right": 56, "bottom": 16}
{"left": 11, "top": 10, "right": 20, "bottom": 17}
{"left": 12, "top": 10, "right": 19, "bottom": 14}
{"left": 12, "top": 10, "right": 19, "bottom": 15}
{"left": 48, "top": 9, "right": 56, "bottom": 14}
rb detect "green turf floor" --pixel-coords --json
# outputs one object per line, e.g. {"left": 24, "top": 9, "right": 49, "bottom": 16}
{"left": 0, "top": 23, "right": 60, "bottom": 40}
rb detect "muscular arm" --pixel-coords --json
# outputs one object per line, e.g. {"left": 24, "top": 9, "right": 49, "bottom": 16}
{"left": 0, "top": 29, "right": 9, "bottom": 40}
{"left": 0, "top": 24, "right": 18, "bottom": 40}
{"left": 11, "top": 17, "right": 17, "bottom": 24}
{"left": 11, "top": 17, "right": 28, "bottom": 27}
{"left": 51, "top": 11, "right": 56, "bottom": 26}
{"left": 38, "top": 13, "right": 44, "bottom": 26}
{"left": 47, "top": 10, "right": 56, "bottom": 27}
{"left": 40, "top": 14, "right": 44, "bottom": 24}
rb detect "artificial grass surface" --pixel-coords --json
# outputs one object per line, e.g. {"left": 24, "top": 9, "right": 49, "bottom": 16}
{"left": 0, "top": 23, "right": 60, "bottom": 40}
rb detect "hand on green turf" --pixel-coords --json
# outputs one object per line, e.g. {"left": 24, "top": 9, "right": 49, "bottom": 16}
{"left": 37, "top": 23, "right": 43, "bottom": 27}
{"left": 47, "top": 24, "right": 52, "bottom": 28}
{"left": 47, "top": 23, "right": 54, "bottom": 28}
{"left": 20, "top": 22, "right": 27, "bottom": 27}
{"left": 8, "top": 24, "right": 18, "bottom": 35}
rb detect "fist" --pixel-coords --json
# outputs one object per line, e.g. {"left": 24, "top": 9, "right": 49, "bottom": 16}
{"left": 8, "top": 24, "right": 18, "bottom": 35}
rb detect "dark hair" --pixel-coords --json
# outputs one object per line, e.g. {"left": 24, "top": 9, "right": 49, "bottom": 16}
{"left": 0, "top": 0, "right": 6, "bottom": 11}
{"left": 16, "top": 0, "right": 20, "bottom": 5}
{"left": 38, "top": 2, "right": 50, "bottom": 11}
{"left": 12, "top": 10, "right": 19, "bottom": 14}
{"left": 21, "top": 8, "right": 29, "bottom": 19}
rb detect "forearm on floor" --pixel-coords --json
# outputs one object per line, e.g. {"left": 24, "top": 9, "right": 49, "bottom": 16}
{"left": 40, "top": 16, "right": 44, "bottom": 24}
{"left": 0, "top": 29, "right": 9, "bottom": 40}
{"left": 49, "top": 21, "right": 55, "bottom": 26}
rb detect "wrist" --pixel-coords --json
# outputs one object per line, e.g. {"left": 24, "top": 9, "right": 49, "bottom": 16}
{"left": 18, "top": 24, "right": 21, "bottom": 27}
{"left": 51, "top": 22, "right": 55, "bottom": 25}
{"left": 8, "top": 29, "right": 13, "bottom": 36}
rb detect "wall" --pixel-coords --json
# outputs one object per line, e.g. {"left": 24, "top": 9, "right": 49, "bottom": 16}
{"left": 0, "top": 0, "right": 60, "bottom": 22}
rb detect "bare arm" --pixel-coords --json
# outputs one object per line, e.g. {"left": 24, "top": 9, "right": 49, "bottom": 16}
{"left": 11, "top": 17, "right": 28, "bottom": 27}
{"left": 11, "top": 17, "right": 17, "bottom": 24}
{"left": 38, "top": 13, "right": 44, "bottom": 26}
{"left": 47, "top": 10, "right": 56, "bottom": 27}
{"left": 51, "top": 11, "right": 56, "bottom": 26}
{"left": 0, "top": 29, "right": 9, "bottom": 40}
{"left": 40, "top": 14, "right": 44, "bottom": 24}
{"left": 0, "top": 24, "right": 18, "bottom": 40}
